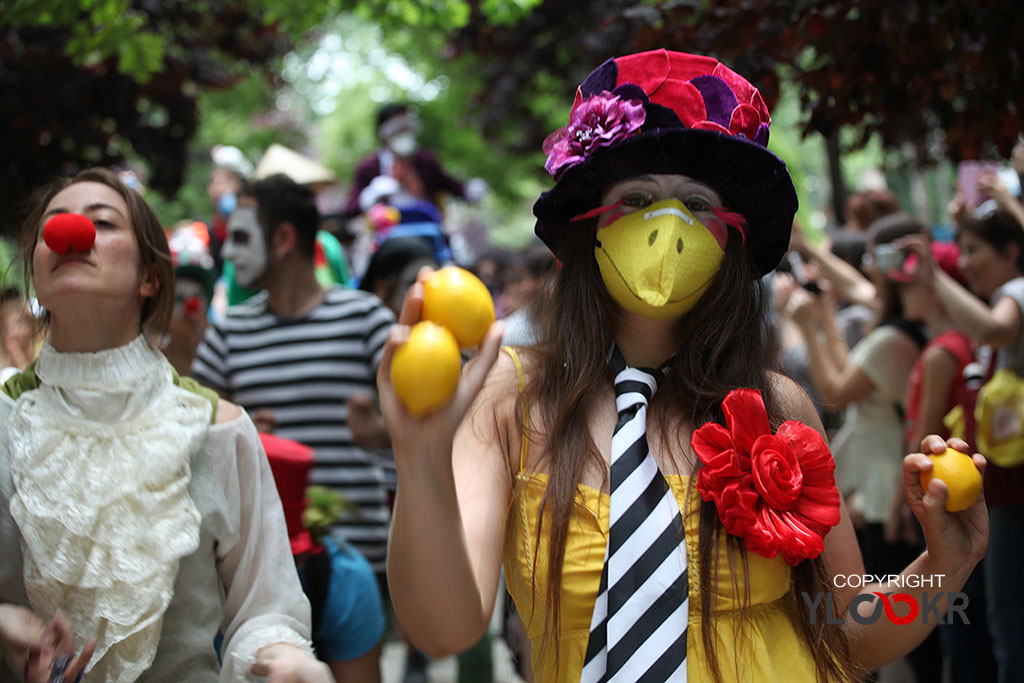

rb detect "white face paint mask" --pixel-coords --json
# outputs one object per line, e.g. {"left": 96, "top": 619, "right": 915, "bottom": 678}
{"left": 222, "top": 206, "right": 268, "bottom": 289}
{"left": 387, "top": 132, "right": 418, "bottom": 157}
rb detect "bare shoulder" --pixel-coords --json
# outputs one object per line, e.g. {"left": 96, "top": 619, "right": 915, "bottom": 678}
{"left": 768, "top": 370, "right": 825, "bottom": 434}
{"left": 461, "top": 346, "right": 531, "bottom": 470}
{"left": 214, "top": 398, "right": 243, "bottom": 424}
{"left": 922, "top": 342, "right": 959, "bottom": 367}
{"left": 473, "top": 346, "right": 527, "bottom": 411}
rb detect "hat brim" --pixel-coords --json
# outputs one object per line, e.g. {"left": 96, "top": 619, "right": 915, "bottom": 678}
{"left": 533, "top": 128, "right": 798, "bottom": 276}
{"left": 290, "top": 530, "right": 316, "bottom": 556}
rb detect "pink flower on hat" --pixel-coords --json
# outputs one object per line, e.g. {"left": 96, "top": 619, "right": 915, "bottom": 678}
{"left": 543, "top": 91, "right": 646, "bottom": 177}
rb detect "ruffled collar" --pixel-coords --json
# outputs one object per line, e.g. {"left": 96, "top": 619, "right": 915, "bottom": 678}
{"left": 7, "top": 334, "right": 212, "bottom": 681}
{"left": 35, "top": 334, "right": 164, "bottom": 393}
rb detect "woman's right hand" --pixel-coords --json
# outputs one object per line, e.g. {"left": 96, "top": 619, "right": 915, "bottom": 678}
{"left": 788, "top": 218, "right": 812, "bottom": 257}
{"left": 0, "top": 607, "right": 93, "bottom": 682}
{"left": 979, "top": 171, "right": 1015, "bottom": 210}
{"left": 376, "top": 267, "right": 506, "bottom": 465}
{"left": 947, "top": 193, "right": 969, "bottom": 227}
{"left": 784, "top": 285, "right": 822, "bottom": 334}
{"left": 892, "top": 234, "right": 936, "bottom": 286}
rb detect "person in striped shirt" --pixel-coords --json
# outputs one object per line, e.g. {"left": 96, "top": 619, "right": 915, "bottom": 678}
{"left": 193, "top": 174, "right": 395, "bottom": 581}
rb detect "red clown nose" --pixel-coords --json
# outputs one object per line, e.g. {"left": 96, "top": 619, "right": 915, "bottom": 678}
{"left": 43, "top": 213, "right": 96, "bottom": 254}
{"left": 182, "top": 295, "right": 203, "bottom": 317}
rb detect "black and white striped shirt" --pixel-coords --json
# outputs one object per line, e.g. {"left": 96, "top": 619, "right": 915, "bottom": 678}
{"left": 193, "top": 286, "right": 396, "bottom": 573}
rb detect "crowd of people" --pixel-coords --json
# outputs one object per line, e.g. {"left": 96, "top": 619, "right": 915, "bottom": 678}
{"left": 0, "top": 47, "right": 1021, "bottom": 683}
{"left": 774, "top": 181, "right": 1024, "bottom": 682}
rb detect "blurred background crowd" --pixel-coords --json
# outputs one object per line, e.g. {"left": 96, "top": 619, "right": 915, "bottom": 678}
{"left": 2, "top": 2, "right": 1024, "bottom": 682}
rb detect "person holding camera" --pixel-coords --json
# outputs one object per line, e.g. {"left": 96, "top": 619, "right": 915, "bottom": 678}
{"left": 787, "top": 212, "right": 944, "bottom": 681}
{"left": 898, "top": 205, "right": 1024, "bottom": 683}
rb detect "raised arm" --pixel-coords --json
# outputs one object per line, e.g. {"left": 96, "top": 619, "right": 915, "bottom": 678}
{"left": 787, "top": 288, "right": 876, "bottom": 409}
{"left": 979, "top": 171, "right": 1024, "bottom": 233}
{"left": 831, "top": 435, "right": 988, "bottom": 672}
{"left": 792, "top": 224, "right": 878, "bottom": 311}
{"left": 936, "top": 271, "right": 1022, "bottom": 347}
{"left": 899, "top": 234, "right": 1022, "bottom": 348}
{"left": 379, "top": 271, "right": 510, "bottom": 657}
{"left": 778, "top": 378, "right": 988, "bottom": 673}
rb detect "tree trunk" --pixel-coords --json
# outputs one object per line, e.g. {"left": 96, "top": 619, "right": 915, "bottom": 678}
{"left": 826, "top": 131, "right": 846, "bottom": 228}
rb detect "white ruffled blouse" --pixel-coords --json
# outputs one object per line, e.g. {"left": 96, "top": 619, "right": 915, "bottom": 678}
{"left": 0, "top": 336, "right": 312, "bottom": 682}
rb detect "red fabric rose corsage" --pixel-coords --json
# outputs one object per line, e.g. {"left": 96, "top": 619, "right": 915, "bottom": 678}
{"left": 691, "top": 388, "right": 841, "bottom": 565}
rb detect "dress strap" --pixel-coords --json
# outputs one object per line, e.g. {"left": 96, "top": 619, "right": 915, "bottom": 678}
{"left": 2, "top": 361, "right": 39, "bottom": 400}
{"left": 171, "top": 366, "right": 219, "bottom": 424}
{"left": 501, "top": 346, "right": 530, "bottom": 473}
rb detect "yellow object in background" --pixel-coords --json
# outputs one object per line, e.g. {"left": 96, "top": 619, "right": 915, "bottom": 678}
{"left": 391, "top": 321, "right": 462, "bottom": 418}
{"left": 920, "top": 447, "right": 982, "bottom": 512}
{"left": 975, "top": 367, "right": 1024, "bottom": 467}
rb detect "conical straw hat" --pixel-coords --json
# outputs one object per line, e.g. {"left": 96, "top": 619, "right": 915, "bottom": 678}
{"left": 252, "top": 143, "right": 336, "bottom": 186}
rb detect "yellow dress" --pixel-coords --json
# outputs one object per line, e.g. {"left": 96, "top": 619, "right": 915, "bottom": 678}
{"left": 500, "top": 349, "right": 826, "bottom": 682}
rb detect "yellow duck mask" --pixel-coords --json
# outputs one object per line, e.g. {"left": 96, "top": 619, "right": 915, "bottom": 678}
{"left": 595, "top": 199, "right": 725, "bottom": 319}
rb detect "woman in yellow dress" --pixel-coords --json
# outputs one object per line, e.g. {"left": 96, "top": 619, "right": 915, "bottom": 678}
{"left": 379, "top": 50, "right": 988, "bottom": 682}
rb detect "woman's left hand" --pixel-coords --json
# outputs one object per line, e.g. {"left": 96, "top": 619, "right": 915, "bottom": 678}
{"left": 892, "top": 234, "right": 936, "bottom": 286}
{"left": 253, "top": 642, "right": 335, "bottom": 683}
{"left": 0, "top": 608, "right": 94, "bottom": 683}
{"left": 903, "top": 435, "right": 989, "bottom": 576}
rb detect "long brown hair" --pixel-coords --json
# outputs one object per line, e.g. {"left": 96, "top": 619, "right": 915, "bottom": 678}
{"left": 520, "top": 220, "right": 855, "bottom": 682}
{"left": 19, "top": 168, "right": 174, "bottom": 336}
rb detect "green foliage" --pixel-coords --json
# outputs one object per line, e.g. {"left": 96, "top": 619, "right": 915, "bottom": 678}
{"left": 151, "top": 14, "right": 546, "bottom": 246}
{"left": 144, "top": 71, "right": 306, "bottom": 226}
{"left": 480, "top": 0, "right": 544, "bottom": 25}
{"left": 5, "top": 0, "right": 166, "bottom": 81}
{"left": 114, "top": 32, "right": 166, "bottom": 80}
{"left": 0, "top": 238, "right": 25, "bottom": 295}
{"left": 2, "top": 0, "right": 553, "bottom": 83}
{"left": 12, "top": 0, "right": 1006, "bottom": 253}
{"left": 309, "top": 16, "right": 547, "bottom": 245}
{"left": 303, "top": 485, "right": 355, "bottom": 542}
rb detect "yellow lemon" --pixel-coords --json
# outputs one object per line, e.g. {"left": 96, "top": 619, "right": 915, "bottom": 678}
{"left": 422, "top": 266, "right": 495, "bottom": 348}
{"left": 921, "top": 447, "right": 982, "bottom": 512}
{"left": 390, "top": 321, "right": 462, "bottom": 418}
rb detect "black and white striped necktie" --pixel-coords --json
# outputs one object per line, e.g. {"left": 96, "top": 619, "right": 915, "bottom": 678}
{"left": 581, "top": 347, "right": 688, "bottom": 683}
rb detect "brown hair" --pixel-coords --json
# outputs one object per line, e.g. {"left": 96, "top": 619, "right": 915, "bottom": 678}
{"left": 958, "top": 209, "right": 1024, "bottom": 273}
{"left": 20, "top": 168, "right": 174, "bottom": 335}
{"left": 520, "top": 221, "right": 854, "bottom": 682}
{"left": 845, "top": 189, "right": 902, "bottom": 231}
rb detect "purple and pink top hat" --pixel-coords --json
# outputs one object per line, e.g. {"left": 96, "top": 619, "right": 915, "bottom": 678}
{"left": 533, "top": 49, "right": 798, "bottom": 276}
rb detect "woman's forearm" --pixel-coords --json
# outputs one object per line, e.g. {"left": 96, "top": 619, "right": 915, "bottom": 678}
{"left": 933, "top": 271, "right": 1016, "bottom": 346}
{"left": 796, "top": 321, "right": 847, "bottom": 409}
{"left": 804, "top": 242, "right": 878, "bottom": 310}
{"left": 387, "top": 445, "right": 491, "bottom": 656}
{"left": 820, "top": 304, "right": 851, "bottom": 367}
{"left": 842, "top": 550, "right": 977, "bottom": 672}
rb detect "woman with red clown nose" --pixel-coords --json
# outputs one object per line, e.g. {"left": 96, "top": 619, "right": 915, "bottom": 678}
{"left": 0, "top": 169, "right": 333, "bottom": 683}
{"left": 378, "top": 49, "right": 988, "bottom": 682}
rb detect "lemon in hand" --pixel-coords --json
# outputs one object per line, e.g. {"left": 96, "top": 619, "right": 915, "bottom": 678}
{"left": 390, "top": 321, "right": 462, "bottom": 418}
{"left": 422, "top": 266, "right": 495, "bottom": 348}
{"left": 921, "top": 447, "right": 982, "bottom": 512}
